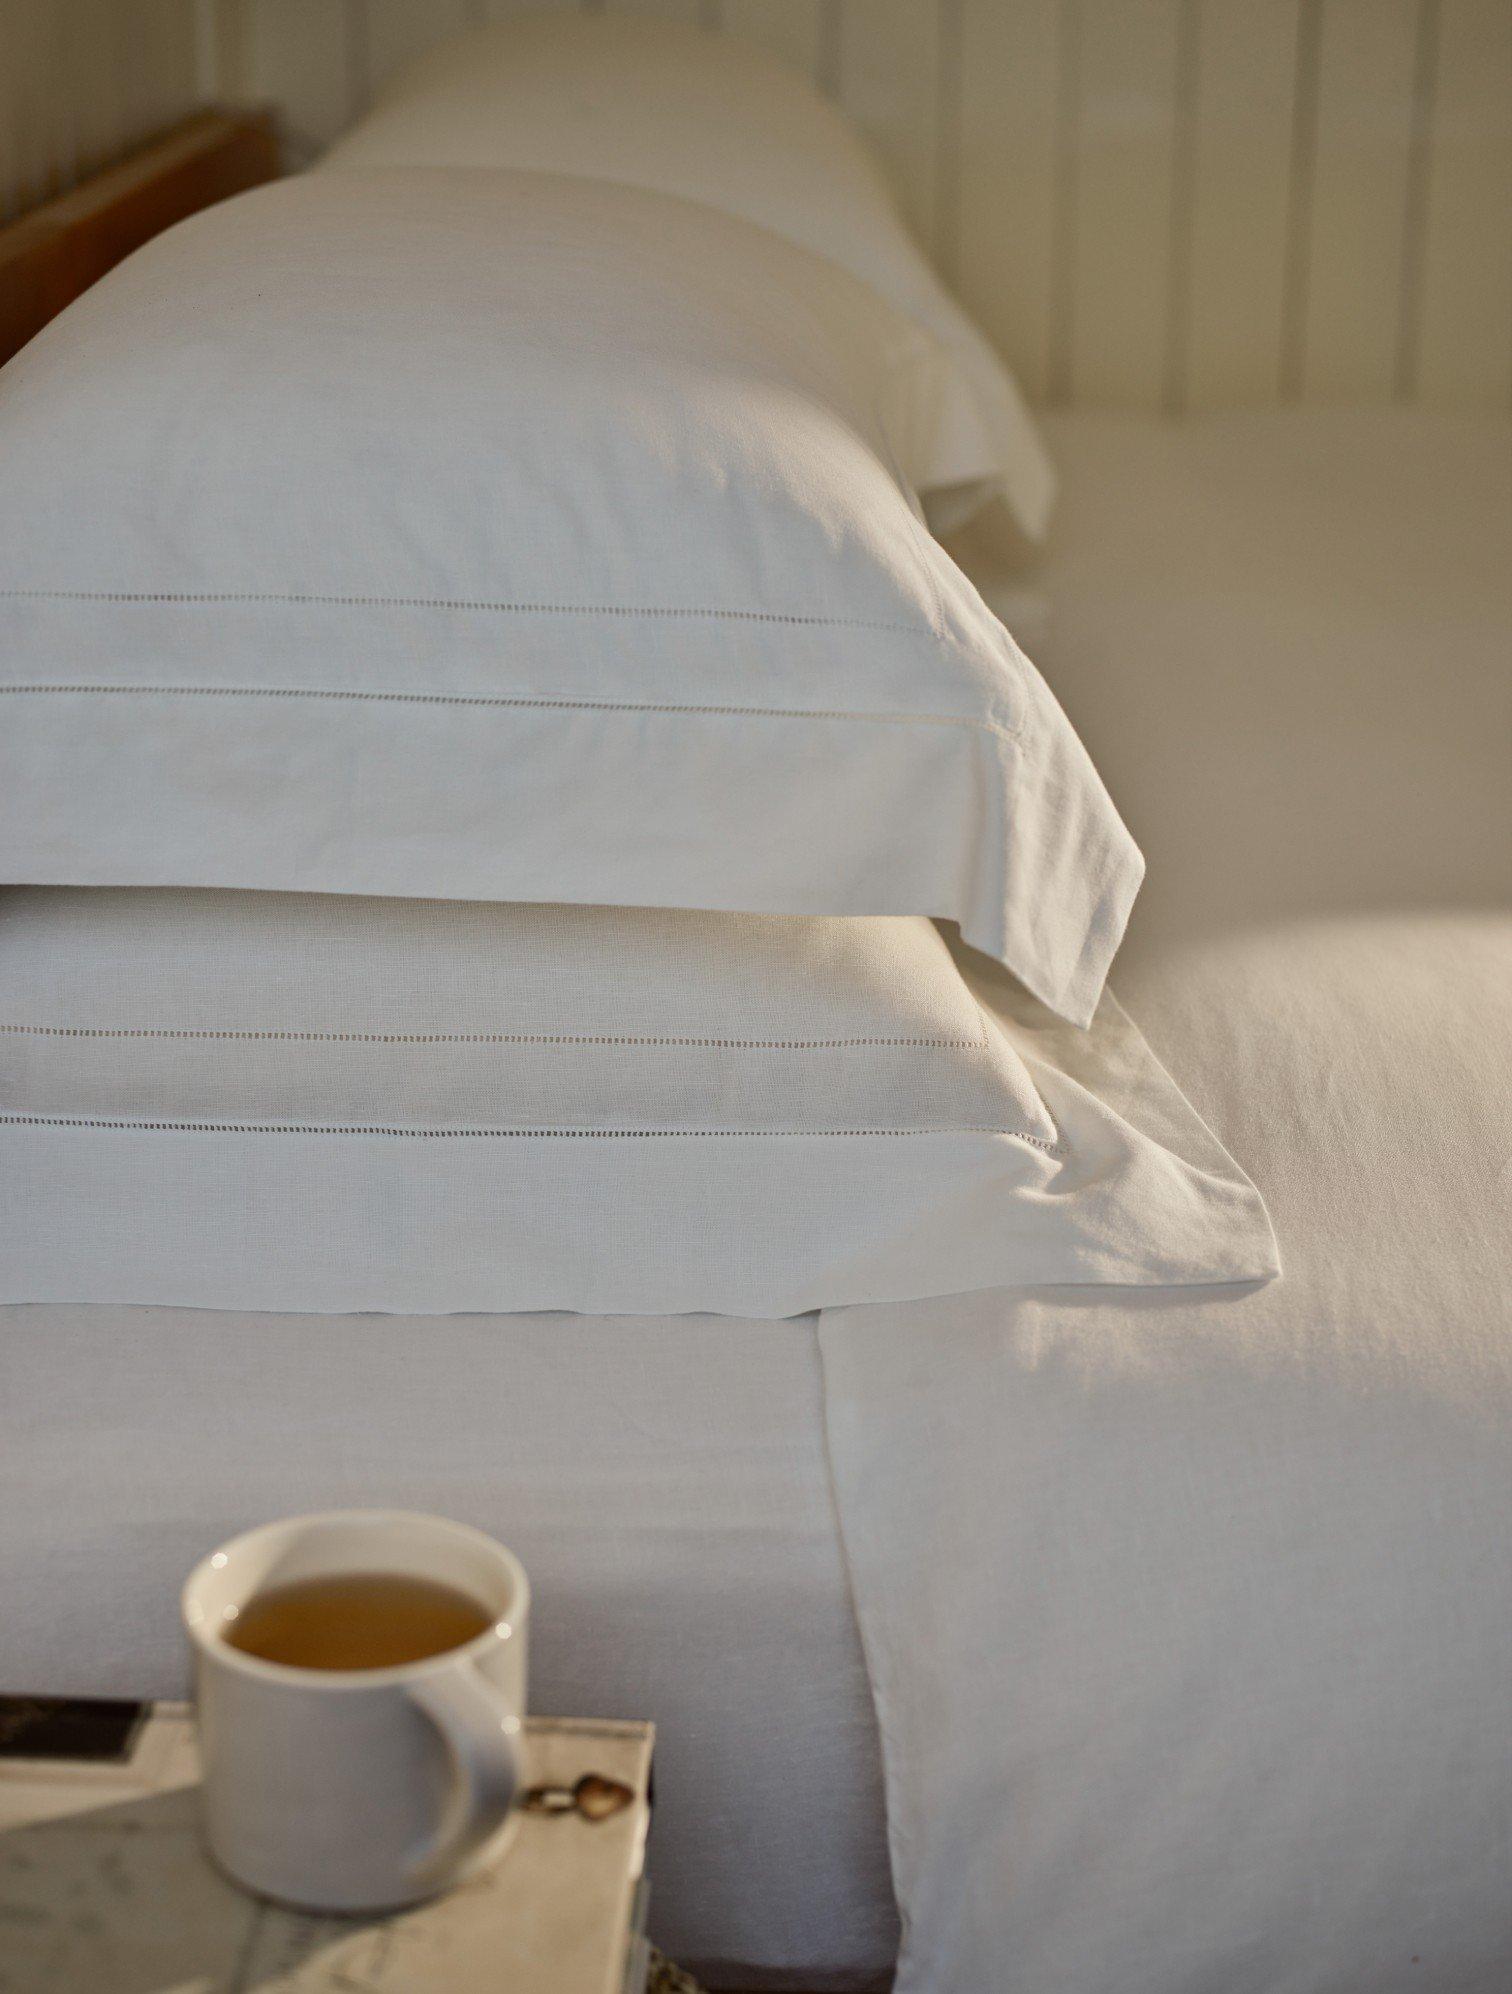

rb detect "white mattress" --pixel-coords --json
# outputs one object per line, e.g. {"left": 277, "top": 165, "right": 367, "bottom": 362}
{"left": 3, "top": 407, "right": 1507, "bottom": 1990}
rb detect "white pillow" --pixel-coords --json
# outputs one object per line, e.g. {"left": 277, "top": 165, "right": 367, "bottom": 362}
{"left": 0, "top": 888, "right": 1276, "bottom": 1316}
{"left": 0, "top": 169, "right": 1138, "bottom": 1028}
{"left": 321, "top": 11, "right": 1053, "bottom": 541}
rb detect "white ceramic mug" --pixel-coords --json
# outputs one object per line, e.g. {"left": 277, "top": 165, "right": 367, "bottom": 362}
{"left": 182, "top": 1510, "right": 528, "bottom": 1912}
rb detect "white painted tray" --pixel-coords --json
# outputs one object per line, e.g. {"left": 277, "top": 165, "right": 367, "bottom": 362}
{"left": 0, "top": 1702, "right": 653, "bottom": 1993}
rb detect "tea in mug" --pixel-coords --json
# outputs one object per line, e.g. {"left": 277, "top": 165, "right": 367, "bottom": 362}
{"left": 223, "top": 1573, "right": 494, "bottom": 1670}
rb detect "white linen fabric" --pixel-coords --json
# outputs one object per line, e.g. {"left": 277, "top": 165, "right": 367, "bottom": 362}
{"left": 321, "top": 11, "right": 1054, "bottom": 541}
{"left": 0, "top": 887, "right": 1275, "bottom": 1316}
{"left": 0, "top": 168, "right": 1133, "bottom": 1027}
{"left": 0, "top": 1307, "right": 898, "bottom": 1986}
{"left": 821, "top": 408, "right": 1512, "bottom": 1994}
{"left": 0, "top": 411, "right": 1505, "bottom": 1991}
{"left": 822, "top": 913, "right": 1512, "bottom": 1994}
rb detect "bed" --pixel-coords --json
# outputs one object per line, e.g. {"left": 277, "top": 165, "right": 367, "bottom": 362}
{"left": 5, "top": 395, "right": 1507, "bottom": 1990}
{"left": 3, "top": 11, "right": 1511, "bottom": 1981}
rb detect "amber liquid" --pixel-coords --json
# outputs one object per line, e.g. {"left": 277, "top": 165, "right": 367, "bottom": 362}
{"left": 223, "top": 1573, "right": 494, "bottom": 1670}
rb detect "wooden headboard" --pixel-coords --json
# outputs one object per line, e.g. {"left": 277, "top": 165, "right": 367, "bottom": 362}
{"left": 0, "top": 109, "right": 281, "bottom": 369}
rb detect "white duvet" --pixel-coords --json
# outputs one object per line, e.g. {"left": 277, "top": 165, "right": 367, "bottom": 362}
{"left": 822, "top": 912, "right": 1511, "bottom": 1994}
{"left": 817, "top": 410, "right": 1512, "bottom": 1993}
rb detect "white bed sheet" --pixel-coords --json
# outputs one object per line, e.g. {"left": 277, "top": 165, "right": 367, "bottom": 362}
{"left": 826, "top": 409, "right": 1512, "bottom": 1993}
{"left": 3, "top": 408, "right": 1506, "bottom": 1992}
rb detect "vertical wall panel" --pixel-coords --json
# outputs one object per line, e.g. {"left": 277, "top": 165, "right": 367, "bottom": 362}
{"left": 198, "top": 0, "right": 250, "bottom": 104}
{"left": 11, "top": 0, "right": 1508, "bottom": 413}
{"left": 0, "top": 8, "right": 19, "bottom": 222}
{"left": 69, "top": 0, "right": 130, "bottom": 178}
{"left": 1161, "top": 0, "right": 1200, "bottom": 411}
{"left": 366, "top": 0, "right": 474, "bottom": 96}
{"left": 10, "top": 0, "right": 88, "bottom": 210}
{"left": 934, "top": 0, "right": 964, "bottom": 282}
{"left": 109, "top": 1, "right": 157, "bottom": 153}
{"left": 719, "top": 2, "right": 822, "bottom": 78}
{"left": 236, "top": 0, "right": 362, "bottom": 159}
{"left": 0, "top": 2, "right": 46, "bottom": 219}
{"left": 133, "top": 1, "right": 202, "bottom": 135}
{"left": 0, "top": 0, "right": 206, "bottom": 223}
{"left": 957, "top": 0, "right": 1060, "bottom": 399}
{"left": 1068, "top": 0, "right": 1181, "bottom": 408}
{"left": 1186, "top": 0, "right": 1300, "bottom": 408}
{"left": 43, "top": 1, "right": 83, "bottom": 195}
{"left": 835, "top": 0, "right": 942, "bottom": 246}
{"left": 1418, "top": 0, "right": 1512, "bottom": 405}
{"left": 481, "top": 1, "right": 586, "bottom": 17}
{"left": 1303, "top": 0, "right": 1418, "bottom": 396}
{"left": 10, "top": 1, "right": 62, "bottom": 211}
{"left": 605, "top": 0, "right": 704, "bottom": 21}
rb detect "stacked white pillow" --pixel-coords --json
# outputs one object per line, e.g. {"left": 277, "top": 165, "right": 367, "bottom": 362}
{"left": 0, "top": 889, "right": 1276, "bottom": 1315}
{"left": 0, "top": 166, "right": 1136, "bottom": 1029}
{"left": 0, "top": 18, "right": 1276, "bottom": 1315}
{"left": 322, "top": 11, "right": 1054, "bottom": 540}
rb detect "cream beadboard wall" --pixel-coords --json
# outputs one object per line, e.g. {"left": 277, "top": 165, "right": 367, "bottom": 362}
{"left": 3, "top": 1, "right": 1509, "bottom": 411}
{"left": 0, "top": 1, "right": 207, "bottom": 217}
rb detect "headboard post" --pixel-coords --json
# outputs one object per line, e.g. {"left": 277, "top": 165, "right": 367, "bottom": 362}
{"left": 0, "top": 109, "right": 281, "bottom": 369}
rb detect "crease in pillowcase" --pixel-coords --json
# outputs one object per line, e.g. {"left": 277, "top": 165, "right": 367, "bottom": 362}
{"left": 0, "top": 676, "right": 1021, "bottom": 742}
{"left": 0, "top": 1026, "right": 990, "bottom": 1050}
{"left": 0, "top": 587, "right": 927, "bottom": 635}
{"left": 0, "top": 1114, "right": 1061, "bottom": 1147}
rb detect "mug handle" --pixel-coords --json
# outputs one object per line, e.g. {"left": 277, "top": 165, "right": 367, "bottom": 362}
{"left": 405, "top": 1664, "right": 521, "bottom": 1884}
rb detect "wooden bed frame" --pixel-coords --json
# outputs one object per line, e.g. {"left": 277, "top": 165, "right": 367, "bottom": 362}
{"left": 0, "top": 109, "right": 281, "bottom": 369}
